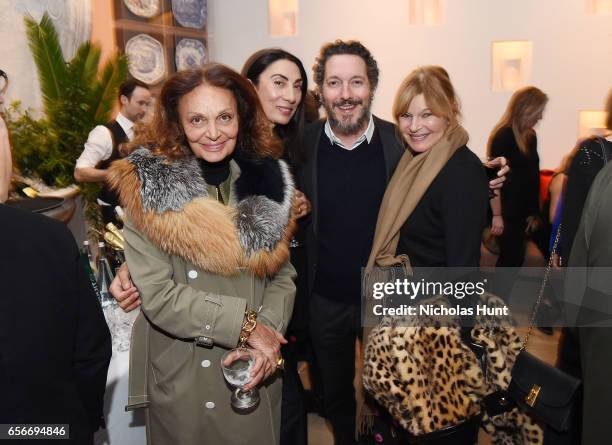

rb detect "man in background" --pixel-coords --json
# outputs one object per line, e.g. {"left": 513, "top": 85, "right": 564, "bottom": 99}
{"left": 74, "top": 78, "right": 151, "bottom": 223}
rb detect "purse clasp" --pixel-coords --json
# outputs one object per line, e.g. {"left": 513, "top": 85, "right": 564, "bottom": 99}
{"left": 525, "top": 384, "right": 541, "bottom": 407}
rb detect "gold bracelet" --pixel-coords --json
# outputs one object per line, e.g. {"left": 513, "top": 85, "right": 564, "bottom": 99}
{"left": 238, "top": 310, "right": 257, "bottom": 347}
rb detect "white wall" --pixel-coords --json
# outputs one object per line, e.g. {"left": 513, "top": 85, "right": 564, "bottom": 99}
{"left": 207, "top": 0, "right": 612, "bottom": 168}
{"left": 0, "top": 0, "right": 91, "bottom": 116}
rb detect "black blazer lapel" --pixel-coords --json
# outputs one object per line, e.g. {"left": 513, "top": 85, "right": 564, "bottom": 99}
{"left": 373, "top": 115, "right": 405, "bottom": 183}
{"left": 301, "top": 120, "right": 325, "bottom": 236}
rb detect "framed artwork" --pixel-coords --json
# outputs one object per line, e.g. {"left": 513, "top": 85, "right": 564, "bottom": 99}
{"left": 268, "top": 0, "right": 298, "bottom": 37}
{"left": 585, "top": 0, "right": 612, "bottom": 14}
{"left": 579, "top": 110, "right": 608, "bottom": 138}
{"left": 408, "top": 0, "right": 443, "bottom": 25}
{"left": 491, "top": 41, "right": 533, "bottom": 92}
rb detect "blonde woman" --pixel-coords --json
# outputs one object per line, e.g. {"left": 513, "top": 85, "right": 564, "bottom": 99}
{"left": 487, "top": 86, "right": 548, "bottom": 267}
{"left": 363, "top": 67, "right": 541, "bottom": 444}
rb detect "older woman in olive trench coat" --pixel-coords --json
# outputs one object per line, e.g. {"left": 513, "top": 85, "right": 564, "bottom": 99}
{"left": 108, "top": 64, "right": 297, "bottom": 445}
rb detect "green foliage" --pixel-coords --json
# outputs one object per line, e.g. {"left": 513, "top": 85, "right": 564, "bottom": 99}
{"left": 6, "top": 13, "right": 128, "bottom": 226}
{"left": 23, "top": 13, "right": 68, "bottom": 119}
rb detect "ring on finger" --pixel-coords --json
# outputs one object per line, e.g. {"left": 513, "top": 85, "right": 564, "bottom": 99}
{"left": 276, "top": 357, "right": 285, "bottom": 369}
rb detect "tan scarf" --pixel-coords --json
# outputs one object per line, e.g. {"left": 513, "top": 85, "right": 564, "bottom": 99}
{"left": 358, "top": 124, "right": 469, "bottom": 435}
{"left": 366, "top": 125, "right": 469, "bottom": 272}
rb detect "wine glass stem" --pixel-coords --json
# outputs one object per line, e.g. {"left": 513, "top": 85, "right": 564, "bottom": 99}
{"left": 240, "top": 388, "right": 253, "bottom": 399}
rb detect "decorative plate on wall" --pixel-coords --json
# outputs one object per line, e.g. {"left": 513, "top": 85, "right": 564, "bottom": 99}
{"left": 123, "top": 0, "right": 161, "bottom": 18}
{"left": 172, "top": 0, "right": 207, "bottom": 29}
{"left": 175, "top": 38, "right": 207, "bottom": 71}
{"left": 125, "top": 34, "right": 166, "bottom": 84}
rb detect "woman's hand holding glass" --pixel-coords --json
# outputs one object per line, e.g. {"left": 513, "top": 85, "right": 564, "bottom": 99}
{"left": 246, "top": 322, "right": 287, "bottom": 383}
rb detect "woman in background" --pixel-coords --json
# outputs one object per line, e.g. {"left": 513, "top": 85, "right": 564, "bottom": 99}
{"left": 0, "top": 69, "right": 13, "bottom": 202}
{"left": 488, "top": 86, "right": 548, "bottom": 267}
{"left": 558, "top": 89, "right": 612, "bottom": 266}
{"left": 242, "top": 48, "right": 312, "bottom": 445}
{"left": 551, "top": 88, "right": 612, "bottom": 445}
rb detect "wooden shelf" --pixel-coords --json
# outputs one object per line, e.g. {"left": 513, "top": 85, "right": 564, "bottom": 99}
{"left": 114, "top": 19, "right": 208, "bottom": 39}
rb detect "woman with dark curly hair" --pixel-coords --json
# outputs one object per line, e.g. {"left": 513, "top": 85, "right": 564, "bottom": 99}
{"left": 241, "top": 48, "right": 312, "bottom": 445}
{"left": 108, "top": 64, "right": 297, "bottom": 445}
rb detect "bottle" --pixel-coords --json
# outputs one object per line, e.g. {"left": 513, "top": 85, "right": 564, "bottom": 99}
{"left": 96, "top": 242, "right": 116, "bottom": 308}
{"left": 82, "top": 240, "right": 96, "bottom": 272}
{"left": 80, "top": 240, "right": 101, "bottom": 300}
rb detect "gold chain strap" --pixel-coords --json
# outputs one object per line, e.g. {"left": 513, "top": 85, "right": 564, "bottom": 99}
{"left": 238, "top": 310, "right": 257, "bottom": 348}
{"left": 521, "top": 223, "right": 562, "bottom": 350}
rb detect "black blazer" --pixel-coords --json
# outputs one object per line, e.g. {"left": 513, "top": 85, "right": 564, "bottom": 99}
{"left": 297, "top": 116, "right": 405, "bottom": 296}
{"left": 0, "top": 204, "right": 111, "bottom": 444}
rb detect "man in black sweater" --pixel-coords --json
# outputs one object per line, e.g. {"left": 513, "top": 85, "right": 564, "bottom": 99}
{"left": 300, "top": 41, "right": 508, "bottom": 445}
{"left": 298, "top": 40, "right": 404, "bottom": 445}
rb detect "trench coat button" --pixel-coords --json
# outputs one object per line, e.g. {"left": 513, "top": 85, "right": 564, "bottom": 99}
{"left": 201, "top": 360, "right": 211, "bottom": 368}
{"left": 188, "top": 270, "right": 198, "bottom": 279}
{"left": 205, "top": 401, "right": 215, "bottom": 409}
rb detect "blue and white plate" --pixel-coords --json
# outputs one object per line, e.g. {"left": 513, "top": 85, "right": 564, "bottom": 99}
{"left": 125, "top": 34, "right": 166, "bottom": 84}
{"left": 175, "top": 38, "right": 207, "bottom": 71}
{"left": 123, "top": 0, "right": 161, "bottom": 18}
{"left": 172, "top": 0, "right": 207, "bottom": 29}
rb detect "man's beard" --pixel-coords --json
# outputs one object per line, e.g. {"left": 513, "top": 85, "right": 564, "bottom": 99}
{"left": 323, "top": 95, "right": 373, "bottom": 136}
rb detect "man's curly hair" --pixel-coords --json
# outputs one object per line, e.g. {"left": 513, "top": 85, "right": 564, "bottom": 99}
{"left": 312, "top": 40, "right": 379, "bottom": 91}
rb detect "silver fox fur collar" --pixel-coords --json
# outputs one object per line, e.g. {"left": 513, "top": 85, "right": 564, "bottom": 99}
{"left": 127, "top": 148, "right": 295, "bottom": 256}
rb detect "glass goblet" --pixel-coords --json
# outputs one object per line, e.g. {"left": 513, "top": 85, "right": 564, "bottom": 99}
{"left": 221, "top": 348, "right": 260, "bottom": 410}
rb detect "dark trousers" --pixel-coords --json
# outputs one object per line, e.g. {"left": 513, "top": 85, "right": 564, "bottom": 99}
{"left": 579, "top": 326, "right": 612, "bottom": 444}
{"left": 279, "top": 244, "right": 309, "bottom": 445}
{"left": 494, "top": 219, "right": 528, "bottom": 301}
{"left": 310, "top": 292, "right": 362, "bottom": 445}
{"left": 496, "top": 218, "right": 528, "bottom": 267}
{"left": 280, "top": 339, "right": 307, "bottom": 445}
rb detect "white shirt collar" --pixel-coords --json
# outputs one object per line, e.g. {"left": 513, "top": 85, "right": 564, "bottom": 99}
{"left": 324, "top": 114, "right": 375, "bottom": 150}
{"left": 116, "top": 112, "right": 135, "bottom": 139}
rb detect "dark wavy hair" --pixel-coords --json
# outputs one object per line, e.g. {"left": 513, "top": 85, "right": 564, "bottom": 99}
{"left": 312, "top": 40, "right": 379, "bottom": 91}
{"left": 129, "top": 64, "right": 282, "bottom": 160}
{"left": 242, "top": 48, "right": 308, "bottom": 165}
{"left": 118, "top": 77, "right": 149, "bottom": 100}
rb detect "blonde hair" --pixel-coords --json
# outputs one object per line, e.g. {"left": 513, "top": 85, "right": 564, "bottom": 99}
{"left": 392, "top": 66, "right": 461, "bottom": 135}
{"left": 488, "top": 86, "right": 548, "bottom": 157}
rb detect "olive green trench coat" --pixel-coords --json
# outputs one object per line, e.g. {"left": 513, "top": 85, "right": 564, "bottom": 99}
{"left": 123, "top": 161, "right": 296, "bottom": 445}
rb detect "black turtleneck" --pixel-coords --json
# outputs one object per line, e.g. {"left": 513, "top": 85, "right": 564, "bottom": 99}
{"left": 198, "top": 157, "right": 231, "bottom": 204}
{"left": 198, "top": 157, "right": 231, "bottom": 186}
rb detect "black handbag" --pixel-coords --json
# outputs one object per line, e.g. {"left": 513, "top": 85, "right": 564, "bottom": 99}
{"left": 507, "top": 225, "right": 582, "bottom": 432}
{"left": 508, "top": 350, "right": 580, "bottom": 432}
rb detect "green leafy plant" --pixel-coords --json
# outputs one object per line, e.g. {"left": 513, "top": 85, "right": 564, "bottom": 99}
{"left": 5, "top": 12, "right": 128, "bottom": 226}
